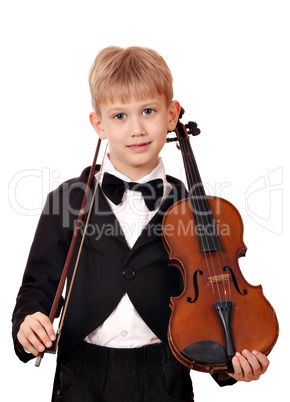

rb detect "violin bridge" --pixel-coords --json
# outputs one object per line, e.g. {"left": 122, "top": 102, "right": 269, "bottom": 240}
{"left": 207, "top": 274, "right": 230, "bottom": 286}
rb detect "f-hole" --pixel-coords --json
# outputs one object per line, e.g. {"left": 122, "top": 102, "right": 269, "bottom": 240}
{"left": 187, "top": 269, "right": 203, "bottom": 303}
{"left": 223, "top": 266, "right": 248, "bottom": 296}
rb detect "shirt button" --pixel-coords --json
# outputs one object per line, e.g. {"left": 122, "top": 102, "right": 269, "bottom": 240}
{"left": 123, "top": 267, "right": 136, "bottom": 280}
{"left": 121, "top": 330, "right": 128, "bottom": 337}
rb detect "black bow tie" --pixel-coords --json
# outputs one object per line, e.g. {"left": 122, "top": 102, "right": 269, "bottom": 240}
{"left": 101, "top": 172, "right": 164, "bottom": 211}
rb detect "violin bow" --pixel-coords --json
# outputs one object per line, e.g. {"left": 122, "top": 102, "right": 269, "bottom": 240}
{"left": 35, "top": 138, "right": 108, "bottom": 367}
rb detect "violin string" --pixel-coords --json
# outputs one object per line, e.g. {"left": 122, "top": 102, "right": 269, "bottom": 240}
{"left": 183, "top": 137, "right": 224, "bottom": 303}
{"left": 178, "top": 135, "right": 221, "bottom": 304}
{"left": 181, "top": 135, "right": 227, "bottom": 305}
{"left": 180, "top": 132, "right": 231, "bottom": 305}
{"left": 183, "top": 133, "right": 231, "bottom": 305}
{"left": 184, "top": 135, "right": 231, "bottom": 305}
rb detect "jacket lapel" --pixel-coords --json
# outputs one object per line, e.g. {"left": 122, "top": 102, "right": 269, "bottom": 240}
{"left": 85, "top": 180, "right": 129, "bottom": 250}
{"left": 127, "top": 177, "right": 188, "bottom": 256}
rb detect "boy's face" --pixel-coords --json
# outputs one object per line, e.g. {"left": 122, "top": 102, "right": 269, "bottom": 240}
{"left": 90, "top": 94, "right": 180, "bottom": 180}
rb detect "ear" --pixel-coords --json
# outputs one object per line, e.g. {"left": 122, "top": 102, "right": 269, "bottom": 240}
{"left": 167, "top": 100, "right": 181, "bottom": 131}
{"left": 89, "top": 112, "right": 107, "bottom": 140}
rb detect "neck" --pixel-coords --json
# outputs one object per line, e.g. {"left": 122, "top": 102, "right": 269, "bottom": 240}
{"left": 109, "top": 157, "right": 159, "bottom": 181}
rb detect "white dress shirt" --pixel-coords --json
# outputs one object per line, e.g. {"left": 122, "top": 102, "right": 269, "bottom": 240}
{"left": 84, "top": 154, "right": 172, "bottom": 348}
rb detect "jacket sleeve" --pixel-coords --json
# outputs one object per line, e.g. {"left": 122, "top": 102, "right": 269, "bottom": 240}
{"left": 11, "top": 192, "right": 70, "bottom": 362}
{"left": 211, "top": 372, "right": 237, "bottom": 386}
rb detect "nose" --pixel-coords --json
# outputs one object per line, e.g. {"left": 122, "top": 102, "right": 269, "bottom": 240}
{"left": 131, "top": 116, "right": 145, "bottom": 136}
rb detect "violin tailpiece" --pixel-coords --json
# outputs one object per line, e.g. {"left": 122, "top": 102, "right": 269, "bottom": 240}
{"left": 213, "top": 302, "right": 235, "bottom": 361}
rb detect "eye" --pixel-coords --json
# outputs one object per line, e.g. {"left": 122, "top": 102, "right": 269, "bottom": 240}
{"left": 142, "top": 108, "right": 154, "bottom": 116}
{"left": 114, "top": 113, "right": 126, "bottom": 120}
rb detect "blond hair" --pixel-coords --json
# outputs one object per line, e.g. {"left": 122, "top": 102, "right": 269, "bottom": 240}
{"left": 88, "top": 46, "right": 173, "bottom": 114}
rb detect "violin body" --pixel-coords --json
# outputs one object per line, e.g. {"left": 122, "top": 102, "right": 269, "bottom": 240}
{"left": 163, "top": 196, "right": 278, "bottom": 373}
{"left": 163, "top": 119, "right": 279, "bottom": 373}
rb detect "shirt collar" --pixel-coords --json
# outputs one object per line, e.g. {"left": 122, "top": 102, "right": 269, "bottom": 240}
{"left": 99, "top": 154, "right": 169, "bottom": 186}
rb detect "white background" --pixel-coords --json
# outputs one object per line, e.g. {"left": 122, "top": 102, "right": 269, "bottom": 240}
{"left": 1, "top": 1, "right": 289, "bottom": 401}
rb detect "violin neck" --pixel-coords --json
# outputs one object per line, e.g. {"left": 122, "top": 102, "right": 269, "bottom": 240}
{"left": 178, "top": 134, "right": 221, "bottom": 253}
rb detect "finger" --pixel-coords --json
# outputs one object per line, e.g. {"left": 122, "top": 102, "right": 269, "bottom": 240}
{"left": 34, "top": 312, "right": 56, "bottom": 342}
{"left": 240, "top": 350, "right": 260, "bottom": 380}
{"left": 27, "top": 316, "right": 54, "bottom": 350}
{"left": 238, "top": 350, "right": 257, "bottom": 382}
{"left": 17, "top": 331, "right": 40, "bottom": 357}
{"left": 19, "top": 321, "right": 48, "bottom": 353}
{"left": 228, "top": 353, "right": 243, "bottom": 380}
{"left": 229, "top": 352, "right": 253, "bottom": 382}
{"left": 19, "top": 313, "right": 54, "bottom": 352}
{"left": 241, "top": 350, "right": 269, "bottom": 380}
{"left": 252, "top": 350, "right": 270, "bottom": 373}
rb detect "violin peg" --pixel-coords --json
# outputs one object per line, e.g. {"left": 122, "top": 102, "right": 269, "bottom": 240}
{"left": 185, "top": 122, "right": 201, "bottom": 136}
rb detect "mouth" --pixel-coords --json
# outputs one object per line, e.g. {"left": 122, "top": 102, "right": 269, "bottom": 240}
{"left": 127, "top": 142, "right": 151, "bottom": 152}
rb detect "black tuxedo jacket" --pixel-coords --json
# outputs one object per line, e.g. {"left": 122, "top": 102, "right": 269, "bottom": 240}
{"left": 12, "top": 165, "right": 188, "bottom": 363}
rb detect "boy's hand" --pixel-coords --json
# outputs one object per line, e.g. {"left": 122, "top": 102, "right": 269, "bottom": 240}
{"left": 17, "top": 312, "right": 56, "bottom": 357}
{"left": 228, "top": 349, "right": 270, "bottom": 382}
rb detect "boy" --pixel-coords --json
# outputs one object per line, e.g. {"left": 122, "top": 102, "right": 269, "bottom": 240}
{"left": 12, "top": 46, "right": 269, "bottom": 401}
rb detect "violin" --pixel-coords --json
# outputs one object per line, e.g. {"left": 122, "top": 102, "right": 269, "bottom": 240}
{"left": 163, "top": 113, "right": 279, "bottom": 373}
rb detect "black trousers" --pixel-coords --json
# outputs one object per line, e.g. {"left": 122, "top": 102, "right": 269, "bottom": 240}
{"left": 52, "top": 342, "right": 194, "bottom": 402}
